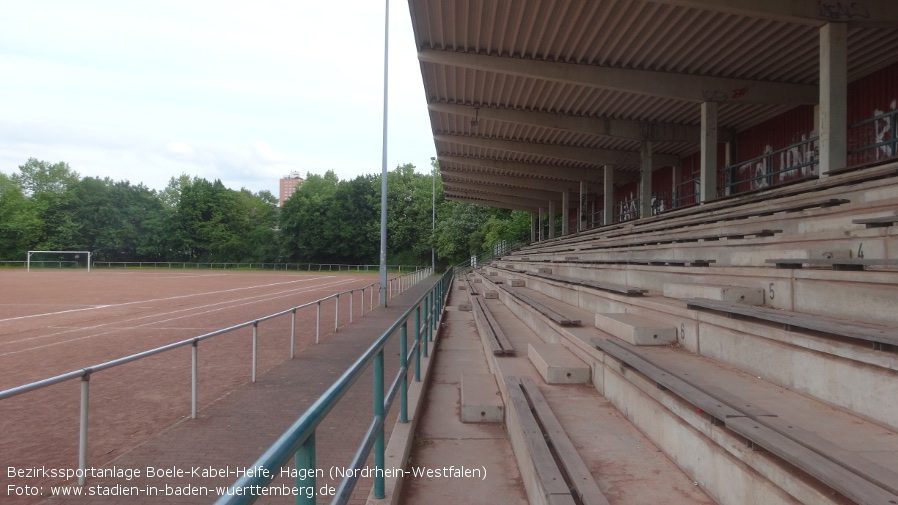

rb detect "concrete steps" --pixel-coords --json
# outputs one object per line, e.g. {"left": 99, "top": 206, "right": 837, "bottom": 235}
{"left": 460, "top": 373, "right": 504, "bottom": 423}
{"left": 487, "top": 260, "right": 898, "bottom": 328}
{"left": 476, "top": 268, "right": 898, "bottom": 505}
{"left": 527, "top": 342, "right": 590, "bottom": 383}
{"left": 662, "top": 283, "right": 764, "bottom": 305}
{"left": 594, "top": 313, "right": 677, "bottom": 345}
{"left": 469, "top": 283, "right": 714, "bottom": 505}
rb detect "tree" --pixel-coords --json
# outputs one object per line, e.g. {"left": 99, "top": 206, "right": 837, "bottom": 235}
{"left": 0, "top": 173, "right": 41, "bottom": 258}
{"left": 279, "top": 171, "right": 342, "bottom": 263}
{"left": 433, "top": 202, "right": 492, "bottom": 264}
{"left": 8, "top": 159, "right": 81, "bottom": 251}
{"left": 13, "top": 158, "right": 80, "bottom": 196}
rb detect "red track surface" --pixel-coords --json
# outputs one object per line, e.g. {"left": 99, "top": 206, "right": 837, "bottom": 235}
{"left": 0, "top": 269, "right": 380, "bottom": 502}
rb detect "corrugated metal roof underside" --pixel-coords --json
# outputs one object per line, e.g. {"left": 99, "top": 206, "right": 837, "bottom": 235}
{"left": 407, "top": 0, "right": 898, "bottom": 210}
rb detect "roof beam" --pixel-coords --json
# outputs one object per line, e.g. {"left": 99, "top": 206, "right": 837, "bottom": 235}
{"left": 647, "top": 0, "right": 898, "bottom": 26}
{"left": 435, "top": 134, "right": 680, "bottom": 168}
{"left": 429, "top": 102, "right": 702, "bottom": 142}
{"left": 445, "top": 193, "right": 536, "bottom": 212}
{"left": 445, "top": 189, "right": 549, "bottom": 209}
{"left": 439, "top": 154, "right": 602, "bottom": 182}
{"left": 419, "top": 49, "right": 819, "bottom": 104}
{"left": 441, "top": 169, "right": 581, "bottom": 193}
{"left": 444, "top": 180, "right": 562, "bottom": 203}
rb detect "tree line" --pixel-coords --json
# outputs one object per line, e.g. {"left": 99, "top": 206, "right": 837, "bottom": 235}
{"left": 0, "top": 158, "right": 529, "bottom": 266}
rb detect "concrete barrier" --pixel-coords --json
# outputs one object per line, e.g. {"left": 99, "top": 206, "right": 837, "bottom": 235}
{"left": 527, "top": 343, "right": 589, "bottom": 384}
{"left": 595, "top": 313, "right": 677, "bottom": 346}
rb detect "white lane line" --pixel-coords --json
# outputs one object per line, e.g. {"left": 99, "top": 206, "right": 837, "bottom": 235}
{"left": 0, "top": 277, "right": 357, "bottom": 347}
{"left": 0, "top": 276, "right": 336, "bottom": 323}
{"left": 0, "top": 277, "right": 363, "bottom": 357}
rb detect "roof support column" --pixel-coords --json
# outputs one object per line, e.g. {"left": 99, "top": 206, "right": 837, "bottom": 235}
{"left": 640, "top": 141, "right": 653, "bottom": 218}
{"left": 561, "top": 191, "right": 570, "bottom": 235}
{"left": 700, "top": 101, "right": 718, "bottom": 203}
{"left": 603, "top": 165, "right": 614, "bottom": 225}
{"left": 672, "top": 165, "right": 681, "bottom": 208}
{"left": 548, "top": 200, "right": 556, "bottom": 239}
{"left": 578, "top": 181, "right": 587, "bottom": 232}
{"left": 530, "top": 211, "right": 537, "bottom": 243}
{"left": 723, "top": 141, "right": 734, "bottom": 196}
{"left": 819, "top": 22, "right": 848, "bottom": 176}
{"left": 538, "top": 207, "right": 545, "bottom": 242}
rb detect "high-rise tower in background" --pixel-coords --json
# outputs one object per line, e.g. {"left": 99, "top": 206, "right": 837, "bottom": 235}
{"left": 278, "top": 171, "right": 305, "bottom": 206}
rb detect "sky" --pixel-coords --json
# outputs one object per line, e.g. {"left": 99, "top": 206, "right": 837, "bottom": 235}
{"left": 0, "top": 1, "right": 437, "bottom": 195}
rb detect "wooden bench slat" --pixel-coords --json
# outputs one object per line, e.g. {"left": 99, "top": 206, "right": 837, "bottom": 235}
{"left": 528, "top": 271, "right": 646, "bottom": 297}
{"left": 493, "top": 283, "right": 581, "bottom": 326}
{"left": 520, "top": 377, "right": 612, "bottom": 505}
{"left": 685, "top": 298, "right": 898, "bottom": 347}
{"left": 472, "top": 297, "right": 514, "bottom": 355}
{"left": 765, "top": 258, "right": 898, "bottom": 271}
{"left": 852, "top": 216, "right": 898, "bottom": 228}
{"left": 504, "top": 376, "right": 574, "bottom": 499}
{"left": 592, "top": 338, "right": 898, "bottom": 505}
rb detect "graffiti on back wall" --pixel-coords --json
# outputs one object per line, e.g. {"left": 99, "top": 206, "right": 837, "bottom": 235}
{"left": 737, "top": 133, "right": 816, "bottom": 191}
{"left": 873, "top": 99, "right": 896, "bottom": 159}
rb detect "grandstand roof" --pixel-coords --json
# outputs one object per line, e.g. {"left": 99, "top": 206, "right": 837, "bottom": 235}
{"left": 406, "top": 0, "right": 898, "bottom": 211}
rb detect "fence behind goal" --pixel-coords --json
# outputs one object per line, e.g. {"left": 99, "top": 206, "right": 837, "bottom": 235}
{"left": 26, "top": 251, "right": 93, "bottom": 272}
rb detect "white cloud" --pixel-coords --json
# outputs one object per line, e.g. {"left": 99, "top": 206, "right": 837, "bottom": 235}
{"left": 0, "top": 0, "right": 436, "bottom": 193}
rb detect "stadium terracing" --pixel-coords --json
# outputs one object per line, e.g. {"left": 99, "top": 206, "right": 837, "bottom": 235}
{"left": 3, "top": 2, "right": 898, "bottom": 505}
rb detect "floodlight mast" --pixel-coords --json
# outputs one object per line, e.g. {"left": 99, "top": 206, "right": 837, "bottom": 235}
{"left": 378, "top": 0, "right": 389, "bottom": 308}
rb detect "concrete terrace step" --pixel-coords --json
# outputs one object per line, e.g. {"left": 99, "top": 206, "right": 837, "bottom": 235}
{"left": 594, "top": 313, "right": 677, "bottom": 346}
{"left": 467, "top": 283, "right": 714, "bottom": 505}
{"left": 460, "top": 373, "right": 504, "bottom": 423}
{"left": 527, "top": 343, "right": 590, "bottom": 384}
{"left": 591, "top": 337, "right": 898, "bottom": 505}
{"left": 663, "top": 283, "right": 764, "bottom": 305}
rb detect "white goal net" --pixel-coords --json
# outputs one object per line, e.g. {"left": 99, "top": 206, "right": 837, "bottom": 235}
{"left": 26, "top": 251, "right": 93, "bottom": 272}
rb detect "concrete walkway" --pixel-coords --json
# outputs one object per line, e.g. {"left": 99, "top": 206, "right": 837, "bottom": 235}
{"left": 42, "top": 278, "right": 440, "bottom": 505}
{"left": 394, "top": 284, "right": 528, "bottom": 505}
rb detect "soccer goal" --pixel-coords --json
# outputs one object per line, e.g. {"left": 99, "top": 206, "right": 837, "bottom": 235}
{"left": 26, "top": 251, "right": 93, "bottom": 272}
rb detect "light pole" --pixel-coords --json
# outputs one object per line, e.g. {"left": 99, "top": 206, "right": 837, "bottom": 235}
{"left": 430, "top": 156, "right": 436, "bottom": 273}
{"left": 378, "top": 0, "right": 389, "bottom": 308}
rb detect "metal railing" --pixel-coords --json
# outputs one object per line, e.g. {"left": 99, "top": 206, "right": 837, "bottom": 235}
{"left": 848, "top": 108, "right": 898, "bottom": 167}
{"left": 0, "top": 267, "right": 433, "bottom": 487}
{"left": 673, "top": 177, "right": 700, "bottom": 208}
{"left": 720, "top": 136, "right": 818, "bottom": 194}
{"left": 91, "top": 262, "right": 421, "bottom": 273}
{"left": 215, "top": 268, "right": 452, "bottom": 504}
{"left": 616, "top": 196, "right": 640, "bottom": 223}
{"left": 2, "top": 260, "right": 84, "bottom": 268}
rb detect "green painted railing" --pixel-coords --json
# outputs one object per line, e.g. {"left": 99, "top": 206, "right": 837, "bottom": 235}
{"left": 215, "top": 268, "right": 452, "bottom": 505}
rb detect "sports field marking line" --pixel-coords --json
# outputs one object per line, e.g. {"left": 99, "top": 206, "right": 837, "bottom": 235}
{"left": 0, "top": 276, "right": 360, "bottom": 345}
{"left": 0, "top": 277, "right": 357, "bottom": 348}
{"left": 0, "top": 276, "right": 337, "bottom": 324}
{"left": 0, "top": 277, "right": 365, "bottom": 357}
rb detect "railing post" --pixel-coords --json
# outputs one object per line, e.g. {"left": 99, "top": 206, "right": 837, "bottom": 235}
{"left": 295, "top": 432, "right": 316, "bottom": 505}
{"left": 290, "top": 309, "right": 297, "bottom": 359}
{"left": 316, "top": 301, "right": 321, "bottom": 344}
{"left": 373, "top": 349, "right": 385, "bottom": 499}
{"left": 429, "top": 290, "right": 435, "bottom": 342}
{"left": 400, "top": 321, "right": 408, "bottom": 423}
{"left": 422, "top": 296, "right": 430, "bottom": 358}
{"left": 361, "top": 287, "right": 365, "bottom": 317}
{"left": 414, "top": 306, "right": 421, "bottom": 381}
{"left": 349, "top": 290, "right": 354, "bottom": 324}
{"left": 335, "top": 294, "right": 339, "bottom": 333}
{"left": 78, "top": 372, "right": 90, "bottom": 485}
{"left": 252, "top": 322, "right": 258, "bottom": 382}
{"left": 191, "top": 341, "right": 198, "bottom": 419}
{"left": 370, "top": 285, "right": 374, "bottom": 312}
